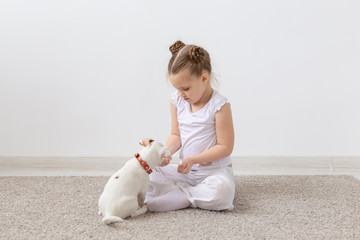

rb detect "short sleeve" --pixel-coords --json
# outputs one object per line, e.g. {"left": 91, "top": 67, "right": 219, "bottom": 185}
{"left": 211, "top": 92, "right": 230, "bottom": 114}
{"left": 171, "top": 91, "right": 185, "bottom": 109}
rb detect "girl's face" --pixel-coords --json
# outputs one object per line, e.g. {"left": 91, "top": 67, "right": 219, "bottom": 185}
{"left": 169, "top": 69, "right": 210, "bottom": 105}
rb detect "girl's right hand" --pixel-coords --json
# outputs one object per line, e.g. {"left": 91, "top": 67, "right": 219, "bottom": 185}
{"left": 160, "top": 156, "right": 171, "bottom": 167}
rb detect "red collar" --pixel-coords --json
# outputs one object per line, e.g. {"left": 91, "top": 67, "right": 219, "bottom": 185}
{"left": 134, "top": 153, "right": 152, "bottom": 174}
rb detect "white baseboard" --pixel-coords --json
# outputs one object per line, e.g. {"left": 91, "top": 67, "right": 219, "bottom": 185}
{"left": 0, "top": 156, "right": 359, "bottom": 177}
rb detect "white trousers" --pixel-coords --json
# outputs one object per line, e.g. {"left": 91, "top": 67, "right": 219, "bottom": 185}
{"left": 145, "top": 164, "right": 235, "bottom": 211}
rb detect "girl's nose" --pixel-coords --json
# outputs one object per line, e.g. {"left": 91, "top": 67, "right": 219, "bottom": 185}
{"left": 178, "top": 90, "right": 185, "bottom": 97}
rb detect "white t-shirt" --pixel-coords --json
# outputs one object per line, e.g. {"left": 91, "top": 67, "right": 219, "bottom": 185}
{"left": 171, "top": 90, "right": 232, "bottom": 170}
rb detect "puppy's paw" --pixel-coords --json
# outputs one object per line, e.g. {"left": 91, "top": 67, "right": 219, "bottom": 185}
{"left": 102, "top": 215, "right": 123, "bottom": 224}
{"left": 131, "top": 205, "right": 148, "bottom": 217}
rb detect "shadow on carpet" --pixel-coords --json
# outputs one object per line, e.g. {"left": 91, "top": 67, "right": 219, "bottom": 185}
{"left": 0, "top": 175, "right": 359, "bottom": 240}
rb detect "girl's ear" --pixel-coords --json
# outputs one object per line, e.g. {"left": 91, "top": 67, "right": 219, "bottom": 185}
{"left": 201, "top": 72, "right": 209, "bottom": 83}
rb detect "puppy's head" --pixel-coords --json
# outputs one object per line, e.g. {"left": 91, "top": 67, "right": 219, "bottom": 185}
{"left": 138, "top": 139, "right": 171, "bottom": 167}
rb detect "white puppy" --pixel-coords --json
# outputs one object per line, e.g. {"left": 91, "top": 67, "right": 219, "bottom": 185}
{"left": 98, "top": 139, "right": 171, "bottom": 224}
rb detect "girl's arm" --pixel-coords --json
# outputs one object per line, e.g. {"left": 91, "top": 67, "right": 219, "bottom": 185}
{"left": 167, "top": 100, "right": 181, "bottom": 154}
{"left": 178, "top": 103, "right": 234, "bottom": 173}
{"left": 160, "top": 101, "right": 181, "bottom": 166}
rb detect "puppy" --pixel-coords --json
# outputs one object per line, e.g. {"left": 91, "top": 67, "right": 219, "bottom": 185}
{"left": 98, "top": 139, "right": 171, "bottom": 224}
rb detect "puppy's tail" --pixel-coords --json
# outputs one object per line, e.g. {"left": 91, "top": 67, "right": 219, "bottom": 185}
{"left": 102, "top": 215, "right": 123, "bottom": 225}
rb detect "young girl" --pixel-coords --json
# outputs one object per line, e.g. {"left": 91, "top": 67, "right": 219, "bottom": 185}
{"left": 145, "top": 40, "right": 235, "bottom": 211}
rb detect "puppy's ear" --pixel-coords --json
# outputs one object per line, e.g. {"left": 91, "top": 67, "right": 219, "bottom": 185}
{"left": 139, "top": 138, "right": 154, "bottom": 147}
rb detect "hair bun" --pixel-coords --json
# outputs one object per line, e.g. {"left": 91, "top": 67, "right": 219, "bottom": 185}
{"left": 189, "top": 46, "right": 205, "bottom": 63}
{"left": 169, "top": 41, "right": 185, "bottom": 55}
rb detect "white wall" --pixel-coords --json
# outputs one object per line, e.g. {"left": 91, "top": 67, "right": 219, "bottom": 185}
{"left": 0, "top": 0, "right": 359, "bottom": 157}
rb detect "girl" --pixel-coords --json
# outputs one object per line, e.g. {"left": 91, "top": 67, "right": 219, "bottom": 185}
{"left": 145, "top": 40, "right": 235, "bottom": 211}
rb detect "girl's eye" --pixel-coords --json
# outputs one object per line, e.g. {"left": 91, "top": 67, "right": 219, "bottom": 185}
{"left": 183, "top": 88, "right": 190, "bottom": 91}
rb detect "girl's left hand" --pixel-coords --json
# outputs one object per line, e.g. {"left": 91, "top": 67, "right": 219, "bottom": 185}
{"left": 177, "top": 157, "right": 194, "bottom": 174}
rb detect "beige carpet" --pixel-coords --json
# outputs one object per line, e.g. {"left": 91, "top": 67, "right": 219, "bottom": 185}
{"left": 0, "top": 175, "right": 359, "bottom": 240}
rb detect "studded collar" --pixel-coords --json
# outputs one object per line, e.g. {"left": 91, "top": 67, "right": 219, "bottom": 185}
{"left": 134, "top": 153, "right": 152, "bottom": 174}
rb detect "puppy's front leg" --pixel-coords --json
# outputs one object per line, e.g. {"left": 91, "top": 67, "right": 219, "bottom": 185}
{"left": 131, "top": 205, "right": 148, "bottom": 218}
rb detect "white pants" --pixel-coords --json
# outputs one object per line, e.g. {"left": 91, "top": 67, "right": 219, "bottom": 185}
{"left": 145, "top": 164, "right": 235, "bottom": 211}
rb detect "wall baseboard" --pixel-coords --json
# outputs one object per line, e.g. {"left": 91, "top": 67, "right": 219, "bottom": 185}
{"left": 0, "top": 156, "right": 359, "bottom": 177}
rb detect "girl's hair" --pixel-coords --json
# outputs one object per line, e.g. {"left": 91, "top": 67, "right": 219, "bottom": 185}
{"left": 168, "top": 41, "right": 212, "bottom": 77}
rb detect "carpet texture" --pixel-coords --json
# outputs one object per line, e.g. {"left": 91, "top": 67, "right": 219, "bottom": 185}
{"left": 0, "top": 175, "right": 359, "bottom": 240}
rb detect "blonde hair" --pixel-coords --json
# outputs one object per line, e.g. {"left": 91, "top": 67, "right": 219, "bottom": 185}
{"left": 168, "top": 41, "right": 212, "bottom": 77}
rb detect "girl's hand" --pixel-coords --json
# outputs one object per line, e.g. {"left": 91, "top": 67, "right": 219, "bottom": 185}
{"left": 177, "top": 157, "right": 194, "bottom": 174}
{"left": 160, "top": 156, "right": 171, "bottom": 167}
